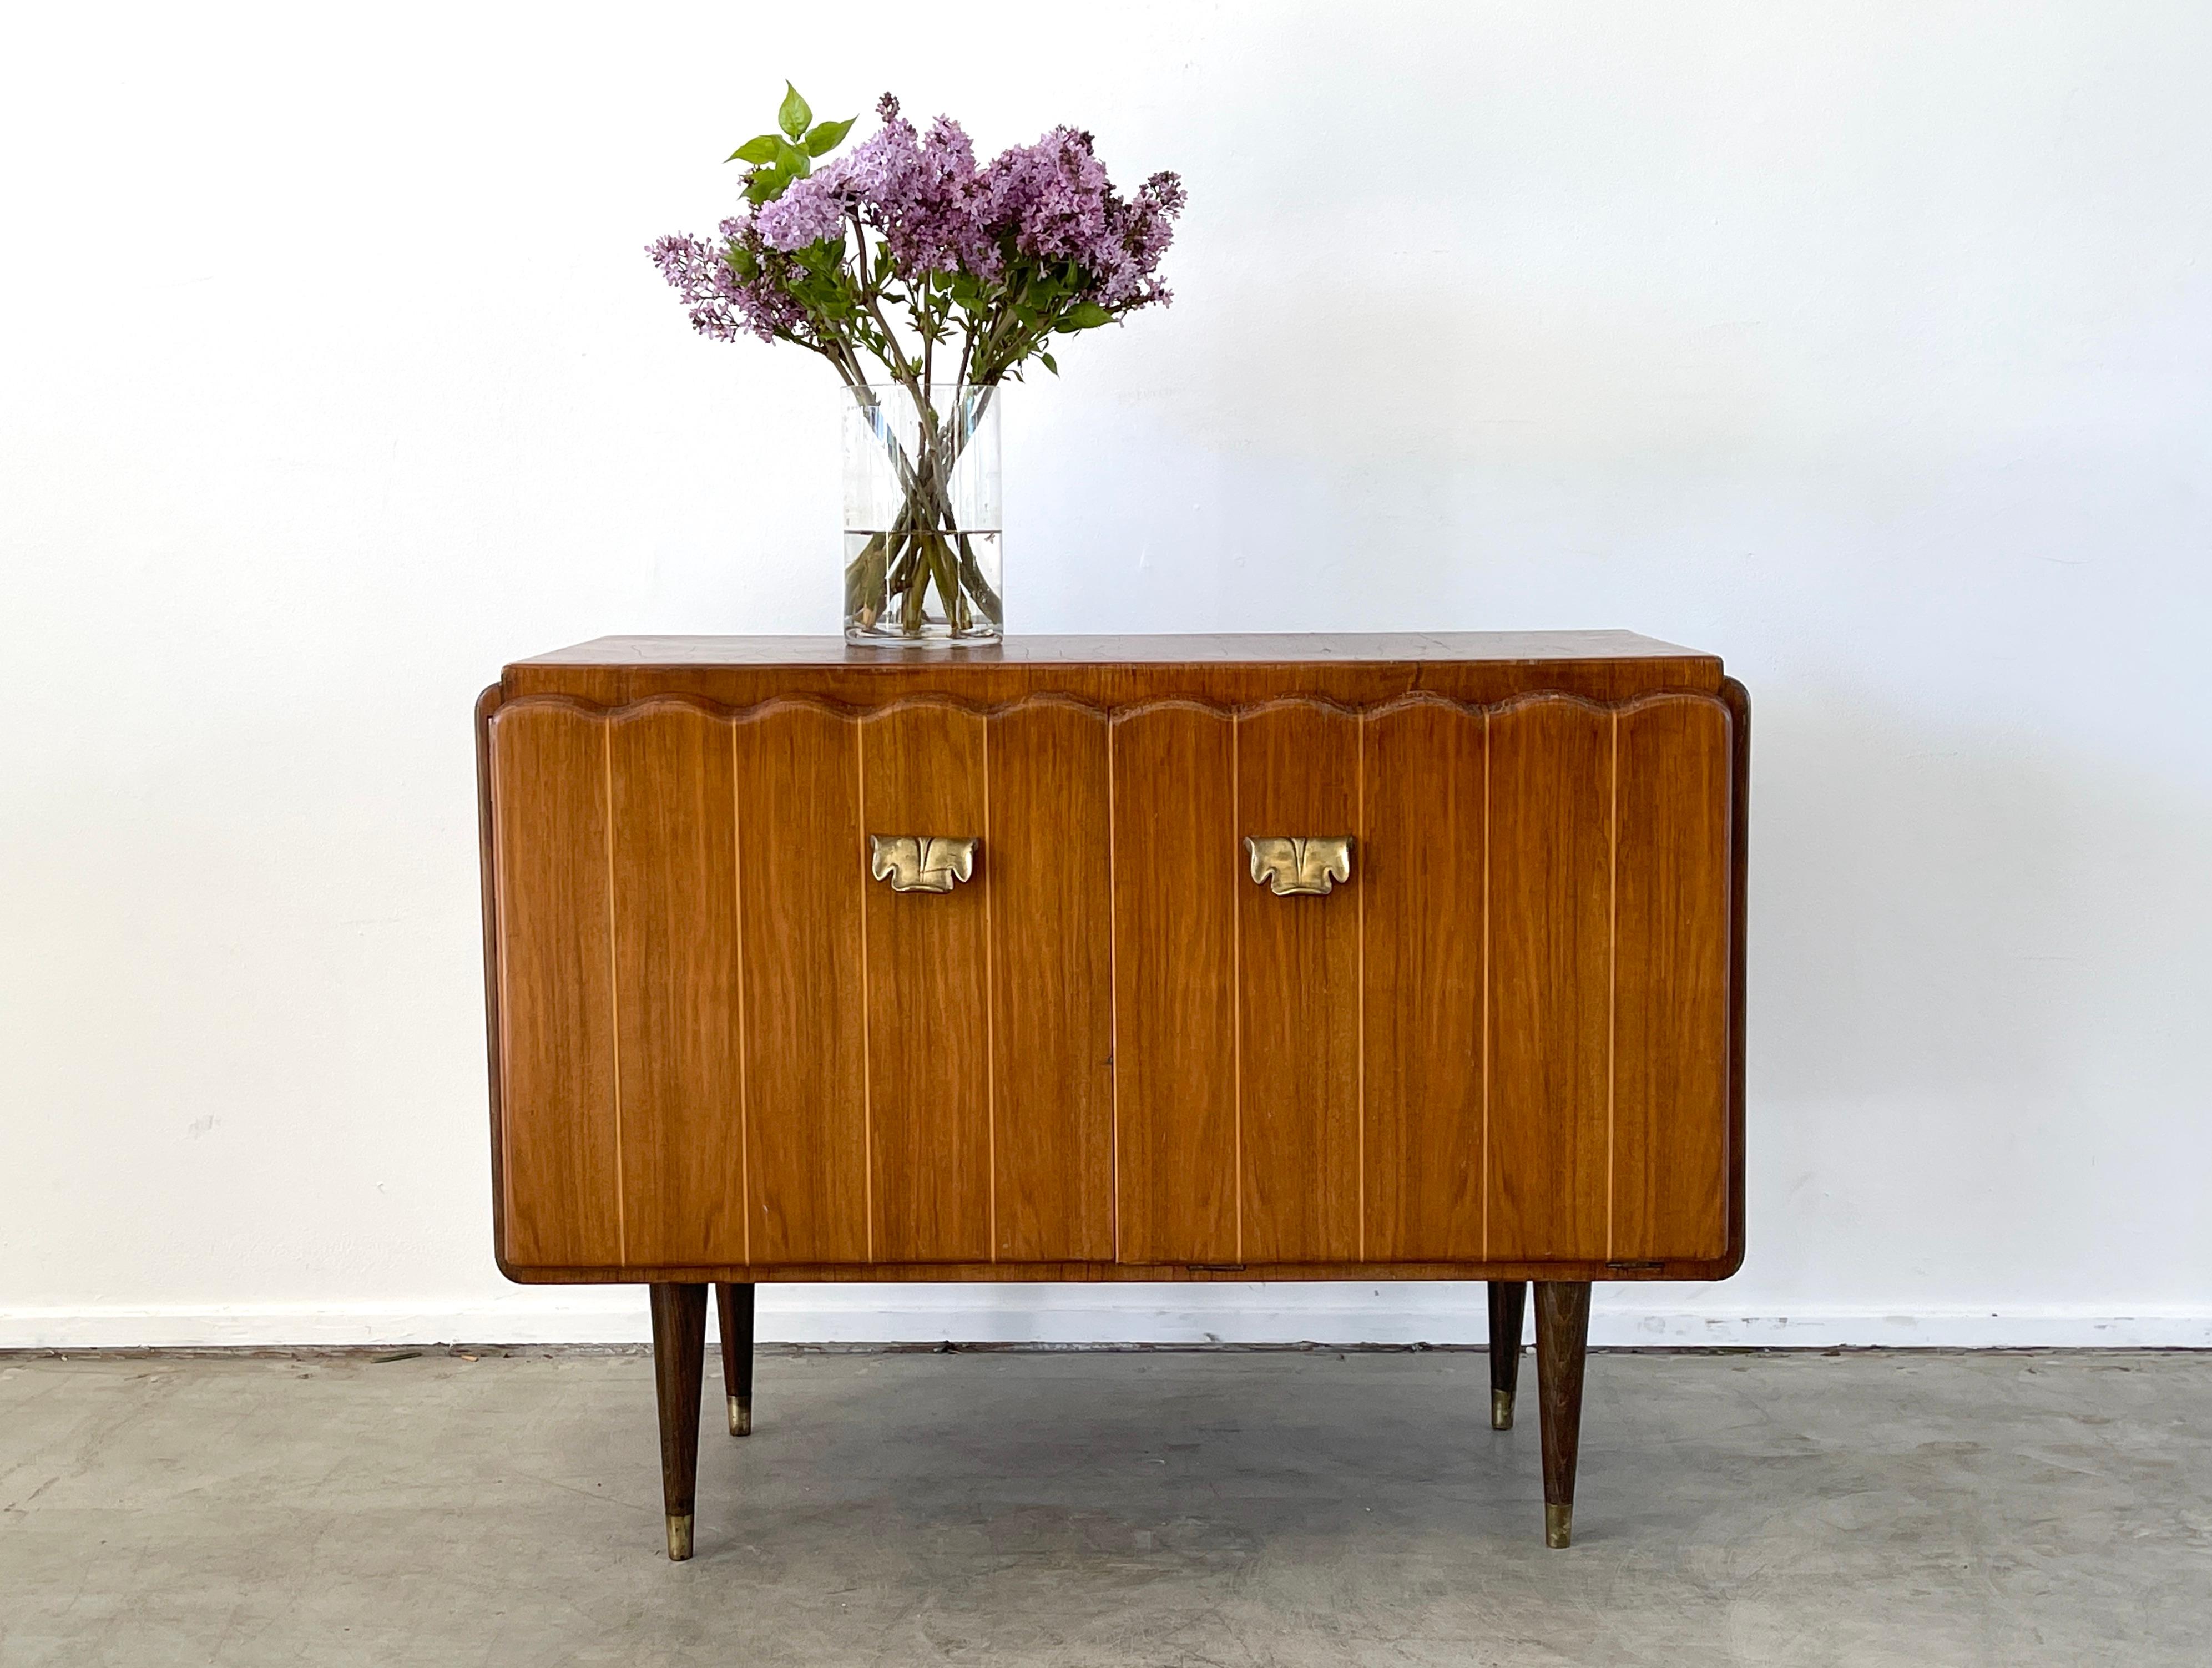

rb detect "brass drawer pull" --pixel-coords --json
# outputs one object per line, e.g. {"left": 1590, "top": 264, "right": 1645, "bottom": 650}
{"left": 868, "top": 835, "right": 978, "bottom": 894}
{"left": 1244, "top": 835, "right": 1353, "bottom": 897}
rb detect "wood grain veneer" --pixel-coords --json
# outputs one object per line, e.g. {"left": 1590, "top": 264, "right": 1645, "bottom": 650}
{"left": 1235, "top": 701, "right": 1362, "bottom": 1264}
{"left": 1109, "top": 702, "right": 1240, "bottom": 1264}
{"left": 860, "top": 701, "right": 993, "bottom": 1262}
{"left": 503, "top": 632, "right": 1721, "bottom": 710}
{"left": 1361, "top": 698, "right": 1488, "bottom": 1261}
{"left": 734, "top": 704, "right": 870, "bottom": 1265}
{"left": 487, "top": 697, "right": 622, "bottom": 1268}
{"left": 986, "top": 699, "right": 1115, "bottom": 1261}
{"left": 477, "top": 636, "right": 1748, "bottom": 1286}
{"left": 608, "top": 701, "right": 744, "bottom": 1268}
{"left": 1487, "top": 699, "right": 1613, "bottom": 1262}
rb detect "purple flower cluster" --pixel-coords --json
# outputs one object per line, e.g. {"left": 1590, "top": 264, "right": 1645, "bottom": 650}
{"left": 756, "top": 97, "right": 1001, "bottom": 280}
{"left": 647, "top": 218, "right": 809, "bottom": 345}
{"left": 668, "top": 93, "right": 1183, "bottom": 341}
{"left": 974, "top": 127, "right": 1186, "bottom": 306}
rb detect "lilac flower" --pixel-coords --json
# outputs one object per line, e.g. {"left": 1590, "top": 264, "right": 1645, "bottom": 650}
{"left": 978, "top": 127, "right": 1113, "bottom": 264}
{"left": 753, "top": 178, "right": 846, "bottom": 251}
{"left": 651, "top": 89, "right": 1184, "bottom": 371}
{"left": 647, "top": 221, "right": 807, "bottom": 345}
{"left": 758, "top": 110, "right": 995, "bottom": 279}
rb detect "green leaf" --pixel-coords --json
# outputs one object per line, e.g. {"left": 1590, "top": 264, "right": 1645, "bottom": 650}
{"left": 745, "top": 166, "right": 788, "bottom": 204}
{"left": 779, "top": 83, "right": 812, "bottom": 139}
{"left": 1039, "top": 351, "right": 1059, "bottom": 375}
{"left": 775, "top": 137, "right": 810, "bottom": 175}
{"left": 1065, "top": 301, "right": 1113, "bottom": 330}
{"left": 805, "top": 115, "right": 856, "bottom": 156}
{"left": 727, "top": 133, "right": 782, "bottom": 165}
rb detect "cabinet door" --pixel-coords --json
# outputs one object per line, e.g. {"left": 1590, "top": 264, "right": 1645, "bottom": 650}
{"left": 490, "top": 691, "right": 1117, "bottom": 1274}
{"left": 1484, "top": 693, "right": 1734, "bottom": 1265}
{"left": 489, "top": 695, "right": 760, "bottom": 1271}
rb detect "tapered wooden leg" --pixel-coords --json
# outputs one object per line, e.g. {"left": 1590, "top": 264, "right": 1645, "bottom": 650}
{"left": 1487, "top": 1281, "right": 1528, "bottom": 1429}
{"left": 715, "top": 1282, "right": 756, "bottom": 1437}
{"left": 1534, "top": 1281, "right": 1592, "bottom": 1549}
{"left": 648, "top": 1282, "right": 708, "bottom": 1561}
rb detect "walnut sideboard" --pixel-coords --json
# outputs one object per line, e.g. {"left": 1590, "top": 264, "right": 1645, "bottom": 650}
{"left": 474, "top": 633, "right": 1748, "bottom": 1559}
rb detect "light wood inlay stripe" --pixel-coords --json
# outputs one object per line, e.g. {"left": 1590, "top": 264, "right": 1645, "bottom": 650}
{"left": 1608, "top": 708, "right": 1619, "bottom": 1261}
{"left": 731, "top": 722, "right": 749, "bottom": 1267}
{"left": 1356, "top": 712, "right": 1366, "bottom": 1263}
{"left": 984, "top": 718, "right": 996, "bottom": 1262}
{"left": 1231, "top": 712, "right": 1243, "bottom": 1265}
{"left": 1482, "top": 707, "right": 1491, "bottom": 1261}
{"left": 856, "top": 721, "right": 873, "bottom": 1264}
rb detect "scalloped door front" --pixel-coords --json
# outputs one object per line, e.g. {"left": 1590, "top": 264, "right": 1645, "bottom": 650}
{"left": 860, "top": 703, "right": 992, "bottom": 1262}
{"left": 488, "top": 681, "right": 1732, "bottom": 1277}
{"left": 1235, "top": 703, "right": 1362, "bottom": 1263}
{"left": 1611, "top": 695, "right": 1732, "bottom": 1261}
{"left": 986, "top": 700, "right": 1115, "bottom": 1262}
{"left": 1109, "top": 704, "right": 1239, "bottom": 1263}
{"left": 858, "top": 697, "right": 1118, "bottom": 1265}
{"left": 1486, "top": 699, "right": 1615, "bottom": 1262}
{"left": 733, "top": 703, "right": 870, "bottom": 1265}
{"left": 607, "top": 700, "right": 745, "bottom": 1267}
{"left": 1361, "top": 699, "right": 1488, "bottom": 1261}
{"left": 488, "top": 699, "right": 623, "bottom": 1271}
{"left": 1484, "top": 694, "right": 1734, "bottom": 1265}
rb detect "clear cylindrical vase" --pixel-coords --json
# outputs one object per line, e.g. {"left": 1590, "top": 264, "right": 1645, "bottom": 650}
{"left": 842, "top": 383, "right": 1002, "bottom": 645}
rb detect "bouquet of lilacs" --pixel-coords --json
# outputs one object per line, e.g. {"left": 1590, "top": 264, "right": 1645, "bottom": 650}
{"left": 652, "top": 86, "right": 1184, "bottom": 638}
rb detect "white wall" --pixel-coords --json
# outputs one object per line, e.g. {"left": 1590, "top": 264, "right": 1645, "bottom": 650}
{"left": 4, "top": 2, "right": 2208, "bottom": 1349}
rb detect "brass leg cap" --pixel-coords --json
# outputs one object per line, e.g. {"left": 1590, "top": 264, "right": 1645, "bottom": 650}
{"left": 1491, "top": 1389, "right": 1514, "bottom": 1431}
{"left": 729, "top": 1394, "right": 751, "bottom": 1438}
{"left": 1544, "top": 1504, "right": 1573, "bottom": 1549}
{"left": 666, "top": 1512, "right": 694, "bottom": 1561}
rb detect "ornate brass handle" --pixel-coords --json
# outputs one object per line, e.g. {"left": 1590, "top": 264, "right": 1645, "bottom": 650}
{"left": 1244, "top": 835, "right": 1354, "bottom": 897}
{"left": 868, "top": 835, "right": 978, "bottom": 894}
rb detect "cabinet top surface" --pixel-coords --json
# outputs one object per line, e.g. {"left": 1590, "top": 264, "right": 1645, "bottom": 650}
{"left": 513, "top": 630, "right": 1716, "bottom": 670}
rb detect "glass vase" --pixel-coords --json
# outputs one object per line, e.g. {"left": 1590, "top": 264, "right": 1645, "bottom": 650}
{"left": 842, "top": 383, "right": 1002, "bottom": 645}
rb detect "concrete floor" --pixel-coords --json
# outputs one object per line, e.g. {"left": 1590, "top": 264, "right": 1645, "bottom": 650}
{"left": 0, "top": 1347, "right": 2205, "bottom": 1666}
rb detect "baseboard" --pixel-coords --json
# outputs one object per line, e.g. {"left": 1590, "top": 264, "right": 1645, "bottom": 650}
{"left": 3, "top": 1289, "right": 2208, "bottom": 1350}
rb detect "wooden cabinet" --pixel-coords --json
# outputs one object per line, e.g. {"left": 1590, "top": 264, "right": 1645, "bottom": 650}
{"left": 476, "top": 633, "right": 1749, "bottom": 1554}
